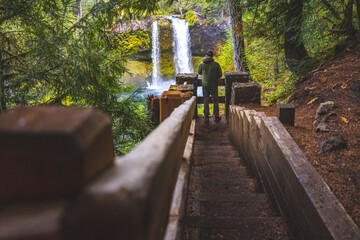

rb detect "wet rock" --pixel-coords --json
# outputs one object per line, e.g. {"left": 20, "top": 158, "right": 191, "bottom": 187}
{"left": 316, "top": 122, "right": 330, "bottom": 132}
{"left": 315, "top": 101, "right": 335, "bottom": 119}
{"left": 324, "top": 112, "right": 338, "bottom": 123}
{"left": 320, "top": 136, "right": 347, "bottom": 153}
{"left": 314, "top": 112, "right": 338, "bottom": 132}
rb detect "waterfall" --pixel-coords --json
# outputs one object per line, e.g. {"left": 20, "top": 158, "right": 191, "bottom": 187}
{"left": 171, "top": 17, "right": 193, "bottom": 74}
{"left": 149, "top": 21, "right": 161, "bottom": 88}
{"left": 146, "top": 17, "right": 193, "bottom": 96}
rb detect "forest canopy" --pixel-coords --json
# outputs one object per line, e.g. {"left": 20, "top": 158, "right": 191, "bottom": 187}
{"left": 0, "top": 0, "right": 175, "bottom": 155}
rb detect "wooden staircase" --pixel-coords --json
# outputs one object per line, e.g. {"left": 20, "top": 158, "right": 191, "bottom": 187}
{"left": 182, "top": 116, "right": 295, "bottom": 240}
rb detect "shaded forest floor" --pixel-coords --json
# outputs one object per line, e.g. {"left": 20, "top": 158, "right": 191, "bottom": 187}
{"left": 241, "top": 42, "right": 360, "bottom": 227}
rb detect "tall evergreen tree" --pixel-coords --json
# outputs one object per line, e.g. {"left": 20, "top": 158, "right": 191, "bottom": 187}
{"left": 228, "top": 0, "right": 246, "bottom": 72}
{"left": 284, "top": 0, "right": 308, "bottom": 73}
{"left": 0, "top": 0, "right": 173, "bottom": 154}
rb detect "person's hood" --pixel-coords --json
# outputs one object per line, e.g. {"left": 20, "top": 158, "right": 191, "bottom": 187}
{"left": 203, "top": 57, "right": 214, "bottom": 64}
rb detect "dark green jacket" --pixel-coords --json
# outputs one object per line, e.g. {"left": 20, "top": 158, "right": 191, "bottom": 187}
{"left": 198, "top": 57, "right": 222, "bottom": 87}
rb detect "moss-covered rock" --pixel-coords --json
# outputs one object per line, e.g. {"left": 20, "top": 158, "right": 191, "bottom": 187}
{"left": 158, "top": 19, "right": 173, "bottom": 51}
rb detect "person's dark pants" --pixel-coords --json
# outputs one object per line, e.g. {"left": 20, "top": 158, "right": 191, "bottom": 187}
{"left": 203, "top": 86, "right": 219, "bottom": 118}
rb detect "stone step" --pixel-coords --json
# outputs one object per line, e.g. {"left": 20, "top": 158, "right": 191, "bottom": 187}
{"left": 192, "top": 166, "right": 249, "bottom": 179}
{"left": 193, "top": 178, "right": 258, "bottom": 194}
{"left": 182, "top": 216, "right": 293, "bottom": 240}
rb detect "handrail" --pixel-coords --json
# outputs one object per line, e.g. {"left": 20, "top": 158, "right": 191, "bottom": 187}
{"left": 229, "top": 105, "right": 360, "bottom": 240}
{"left": 63, "top": 97, "right": 197, "bottom": 240}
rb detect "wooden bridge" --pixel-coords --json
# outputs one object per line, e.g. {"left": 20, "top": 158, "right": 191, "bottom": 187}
{"left": 0, "top": 77, "right": 360, "bottom": 239}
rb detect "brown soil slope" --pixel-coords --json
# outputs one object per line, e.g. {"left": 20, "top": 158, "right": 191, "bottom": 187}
{"left": 287, "top": 43, "right": 360, "bottom": 227}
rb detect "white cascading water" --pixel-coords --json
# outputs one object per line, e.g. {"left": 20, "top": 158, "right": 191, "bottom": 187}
{"left": 171, "top": 17, "right": 193, "bottom": 74}
{"left": 148, "top": 20, "right": 161, "bottom": 89}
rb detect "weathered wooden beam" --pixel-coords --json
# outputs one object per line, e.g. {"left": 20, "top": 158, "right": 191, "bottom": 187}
{"left": 63, "top": 97, "right": 197, "bottom": 240}
{"left": 276, "top": 103, "right": 295, "bottom": 126}
{"left": 197, "top": 96, "right": 225, "bottom": 104}
{"left": 0, "top": 106, "right": 114, "bottom": 201}
{"left": 224, "top": 71, "right": 249, "bottom": 118}
{"left": 228, "top": 105, "right": 360, "bottom": 240}
{"left": 231, "top": 81, "right": 261, "bottom": 105}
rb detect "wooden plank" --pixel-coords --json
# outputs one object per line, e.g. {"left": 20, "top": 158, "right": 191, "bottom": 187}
{"left": 197, "top": 96, "right": 225, "bottom": 104}
{"left": 63, "top": 97, "right": 197, "bottom": 240}
{"left": 193, "top": 193, "right": 267, "bottom": 202}
{"left": 183, "top": 216, "right": 284, "bottom": 229}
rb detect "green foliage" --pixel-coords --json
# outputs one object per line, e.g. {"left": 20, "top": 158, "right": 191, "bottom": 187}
{"left": 160, "top": 51, "right": 176, "bottom": 80}
{"left": 185, "top": 10, "right": 198, "bottom": 26}
{"left": 197, "top": 103, "right": 225, "bottom": 115}
{"left": 216, "top": 31, "right": 235, "bottom": 72}
{"left": 235, "top": 0, "right": 360, "bottom": 104}
{"left": 112, "top": 31, "right": 150, "bottom": 55}
{"left": 0, "top": 0, "right": 168, "bottom": 155}
{"left": 192, "top": 56, "right": 203, "bottom": 72}
{"left": 159, "top": 20, "right": 173, "bottom": 50}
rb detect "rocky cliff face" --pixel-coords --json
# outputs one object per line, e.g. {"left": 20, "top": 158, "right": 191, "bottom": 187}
{"left": 189, "top": 20, "right": 228, "bottom": 57}
{"left": 113, "top": 15, "right": 229, "bottom": 60}
{"left": 117, "top": 15, "right": 229, "bottom": 85}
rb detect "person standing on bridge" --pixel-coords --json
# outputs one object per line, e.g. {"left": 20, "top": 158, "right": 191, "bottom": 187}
{"left": 198, "top": 51, "right": 223, "bottom": 123}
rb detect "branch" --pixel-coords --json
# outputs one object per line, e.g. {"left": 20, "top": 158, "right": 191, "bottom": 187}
{"left": 320, "top": 0, "right": 341, "bottom": 20}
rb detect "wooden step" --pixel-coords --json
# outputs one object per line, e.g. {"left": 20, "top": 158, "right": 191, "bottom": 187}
{"left": 192, "top": 166, "right": 249, "bottom": 179}
{"left": 194, "top": 141, "right": 232, "bottom": 146}
{"left": 182, "top": 216, "right": 294, "bottom": 240}
{"left": 193, "top": 193, "right": 267, "bottom": 202}
{"left": 192, "top": 160, "right": 243, "bottom": 168}
{"left": 194, "top": 178, "right": 258, "bottom": 194}
{"left": 188, "top": 194, "right": 275, "bottom": 218}
{"left": 192, "top": 157, "right": 243, "bottom": 166}
{"left": 197, "top": 200, "right": 276, "bottom": 217}
{"left": 193, "top": 152, "right": 239, "bottom": 159}
{"left": 193, "top": 145, "right": 235, "bottom": 151}
{"left": 195, "top": 137, "right": 230, "bottom": 142}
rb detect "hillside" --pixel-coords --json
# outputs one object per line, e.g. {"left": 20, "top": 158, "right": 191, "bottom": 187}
{"left": 287, "top": 42, "right": 360, "bottom": 227}
{"left": 241, "top": 42, "right": 360, "bottom": 227}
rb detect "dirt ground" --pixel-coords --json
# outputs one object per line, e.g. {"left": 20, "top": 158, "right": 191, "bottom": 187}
{"left": 240, "top": 43, "right": 360, "bottom": 227}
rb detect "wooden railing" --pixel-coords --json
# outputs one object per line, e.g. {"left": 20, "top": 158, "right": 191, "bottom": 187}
{"left": 228, "top": 105, "right": 360, "bottom": 240}
{"left": 0, "top": 97, "right": 197, "bottom": 240}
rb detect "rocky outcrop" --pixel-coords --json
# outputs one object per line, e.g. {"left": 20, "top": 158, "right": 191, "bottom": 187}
{"left": 112, "top": 18, "right": 154, "bottom": 33}
{"left": 189, "top": 21, "right": 228, "bottom": 57}
{"left": 114, "top": 15, "right": 229, "bottom": 60}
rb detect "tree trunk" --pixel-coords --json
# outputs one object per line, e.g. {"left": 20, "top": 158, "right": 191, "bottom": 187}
{"left": 321, "top": 0, "right": 341, "bottom": 20}
{"left": 341, "top": 0, "right": 355, "bottom": 36}
{"left": 0, "top": 58, "right": 6, "bottom": 113}
{"left": 357, "top": 0, "right": 360, "bottom": 29}
{"left": 228, "top": 0, "right": 246, "bottom": 72}
{"left": 284, "top": 0, "right": 308, "bottom": 73}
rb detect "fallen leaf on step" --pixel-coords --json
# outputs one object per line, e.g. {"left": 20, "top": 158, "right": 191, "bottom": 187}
{"left": 341, "top": 117, "right": 349, "bottom": 123}
{"left": 307, "top": 97, "right": 318, "bottom": 105}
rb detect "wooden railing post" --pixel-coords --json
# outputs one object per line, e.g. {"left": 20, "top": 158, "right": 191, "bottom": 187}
{"left": 224, "top": 71, "right": 249, "bottom": 118}
{"left": 0, "top": 106, "right": 114, "bottom": 201}
{"left": 0, "top": 98, "right": 196, "bottom": 240}
{"left": 0, "top": 106, "right": 114, "bottom": 240}
{"left": 63, "top": 97, "right": 197, "bottom": 240}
